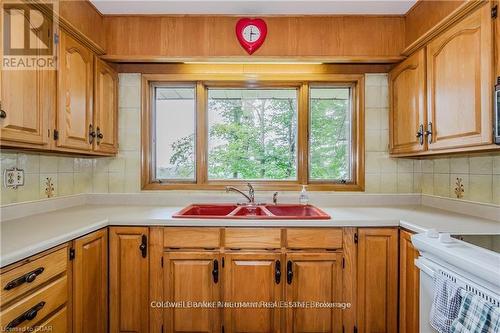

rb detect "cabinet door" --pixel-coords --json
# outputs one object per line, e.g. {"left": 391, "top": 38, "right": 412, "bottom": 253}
{"left": 495, "top": 0, "right": 500, "bottom": 78}
{"left": 0, "top": 64, "right": 53, "bottom": 147}
{"left": 223, "top": 252, "right": 282, "bottom": 333}
{"left": 73, "top": 228, "right": 108, "bottom": 333}
{"left": 399, "top": 230, "right": 420, "bottom": 333}
{"left": 285, "top": 252, "right": 343, "bottom": 333}
{"left": 56, "top": 31, "right": 93, "bottom": 151}
{"left": 94, "top": 57, "right": 118, "bottom": 154}
{"left": 357, "top": 228, "right": 398, "bottom": 333}
{"left": 110, "top": 227, "right": 149, "bottom": 333}
{"left": 427, "top": 4, "right": 493, "bottom": 150}
{"left": 164, "top": 252, "right": 220, "bottom": 333}
{"left": 389, "top": 49, "right": 426, "bottom": 155}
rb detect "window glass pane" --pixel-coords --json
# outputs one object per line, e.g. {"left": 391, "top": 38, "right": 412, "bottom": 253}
{"left": 154, "top": 86, "right": 196, "bottom": 181}
{"left": 207, "top": 88, "right": 298, "bottom": 180}
{"left": 309, "top": 87, "right": 352, "bottom": 181}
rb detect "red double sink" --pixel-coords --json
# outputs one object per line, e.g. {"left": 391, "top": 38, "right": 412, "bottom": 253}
{"left": 173, "top": 204, "right": 330, "bottom": 220}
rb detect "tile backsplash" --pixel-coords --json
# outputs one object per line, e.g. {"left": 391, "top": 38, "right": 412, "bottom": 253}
{"left": 1, "top": 73, "right": 499, "bottom": 205}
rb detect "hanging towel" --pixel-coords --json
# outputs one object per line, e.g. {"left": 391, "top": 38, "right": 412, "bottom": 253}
{"left": 430, "top": 273, "right": 463, "bottom": 333}
{"left": 450, "top": 289, "right": 500, "bottom": 333}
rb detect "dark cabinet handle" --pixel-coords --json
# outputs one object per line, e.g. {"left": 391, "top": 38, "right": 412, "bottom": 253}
{"left": 416, "top": 124, "right": 424, "bottom": 145}
{"left": 212, "top": 259, "right": 219, "bottom": 283}
{"left": 89, "top": 124, "right": 96, "bottom": 144}
{"left": 139, "top": 234, "right": 147, "bottom": 258}
{"left": 4, "top": 267, "right": 44, "bottom": 290}
{"left": 0, "top": 109, "right": 6, "bottom": 119}
{"left": 286, "top": 260, "right": 293, "bottom": 284}
{"left": 425, "top": 122, "right": 433, "bottom": 145}
{"left": 6, "top": 301, "right": 45, "bottom": 329}
{"left": 275, "top": 260, "right": 281, "bottom": 284}
{"left": 96, "top": 127, "right": 103, "bottom": 143}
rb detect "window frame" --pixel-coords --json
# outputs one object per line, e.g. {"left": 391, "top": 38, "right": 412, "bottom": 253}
{"left": 142, "top": 72, "right": 364, "bottom": 191}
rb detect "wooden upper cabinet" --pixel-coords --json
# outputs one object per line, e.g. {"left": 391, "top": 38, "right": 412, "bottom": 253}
{"left": 495, "top": 0, "right": 500, "bottom": 78}
{"left": 163, "top": 252, "right": 221, "bottom": 333}
{"left": 73, "top": 228, "right": 108, "bottom": 333}
{"left": 0, "top": 63, "right": 53, "bottom": 147}
{"left": 94, "top": 57, "right": 118, "bottom": 154}
{"left": 357, "top": 228, "right": 398, "bottom": 333}
{"left": 109, "top": 227, "right": 149, "bottom": 333}
{"left": 56, "top": 31, "right": 93, "bottom": 151}
{"left": 223, "top": 252, "right": 282, "bottom": 333}
{"left": 426, "top": 4, "right": 493, "bottom": 150}
{"left": 285, "top": 253, "right": 343, "bottom": 333}
{"left": 389, "top": 49, "right": 427, "bottom": 155}
{"left": 399, "top": 230, "right": 420, "bottom": 333}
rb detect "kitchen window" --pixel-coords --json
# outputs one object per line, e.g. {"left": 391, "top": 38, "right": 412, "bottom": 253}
{"left": 143, "top": 71, "right": 364, "bottom": 191}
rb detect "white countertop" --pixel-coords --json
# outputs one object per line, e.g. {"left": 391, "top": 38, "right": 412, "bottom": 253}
{"left": 1, "top": 201, "right": 499, "bottom": 267}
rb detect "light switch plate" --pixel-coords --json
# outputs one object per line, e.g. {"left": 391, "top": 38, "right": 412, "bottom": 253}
{"left": 3, "top": 167, "right": 24, "bottom": 189}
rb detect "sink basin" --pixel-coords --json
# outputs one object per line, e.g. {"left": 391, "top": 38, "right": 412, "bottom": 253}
{"left": 173, "top": 204, "right": 330, "bottom": 219}
{"left": 175, "top": 204, "right": 238, "bottom": 218}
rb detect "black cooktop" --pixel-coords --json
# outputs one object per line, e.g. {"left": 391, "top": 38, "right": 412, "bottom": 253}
{"left": 451, "top": 234, "right": 500, "bottom": 253}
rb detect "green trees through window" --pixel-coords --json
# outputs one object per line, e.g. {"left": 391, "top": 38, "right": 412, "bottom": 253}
{"left": 153, "top": 84, "right": 353, "bottom": 184}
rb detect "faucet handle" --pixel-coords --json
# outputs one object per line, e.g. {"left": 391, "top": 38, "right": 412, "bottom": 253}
{"left": 272, "top": 192, "right": 278, "bottom": 205}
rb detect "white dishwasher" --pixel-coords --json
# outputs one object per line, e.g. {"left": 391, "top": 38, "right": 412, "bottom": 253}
{"left": 412, "top": 232, "right": 500, "bottom": 333}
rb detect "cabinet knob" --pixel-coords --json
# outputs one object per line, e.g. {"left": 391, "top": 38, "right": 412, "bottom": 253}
{"left": 286, "top": 260, "right": 293, "bottom": 284}
{"left": 89, "top": 124, "right": 96, "bottom": 144}
{"left": 96, "top": 127, "right": 103, "bottom": 143}
{"left": 0, "top": 109, "right": 6, "bottom": 119}
{"left": 416, "top": 124, "right": 424, "bottom": 145}
{"left": 425, "top": 122, "right": 433, "bottom": 145}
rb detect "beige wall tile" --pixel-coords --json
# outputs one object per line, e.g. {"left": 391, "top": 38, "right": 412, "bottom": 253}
{"left": 397, "top": 173, "right": 413, "bottom": 193}
{"left": 469, "top": 175, "right": 493, "bottom": 203}
{"left": 39, "top": 156, "right": 58, "bottom": 173}
{"left": 449, "top": 174, "right": 469, "bottom": 200}
{"left": 1, "top": 188, "right": 17, "bottom": 204}
{"left": 397, "top": 159, "right": 413, "bottom": 173}
{"left": 413, "top": 172, "right": 422, "bottom": 193}
{"left": 58, "top": 173, "right": 74, "bottom": 196}
{"left": 109, "top": 172, "right": 126, "bottom": 193}
{"left": 58, "top": 157, "right": 74, "bottom": 173}
{"left": 380, "top": 173, "right": 397, "bottom": 193}
{"left": 433, "top": 158, "right": 450, "bottom": 174}
{"left": 493, "top": 155, "right": 500, "bottom": 175}
{"left": 422, "top": 160, "right": 434, "bottom": 173}
{"left": 17, "top": 153, "right": 39, "bottom": 173}
{"left": 365, "top": 173, "right": 381, "bottom": 193}
{"left": 365, "top": 108, "right": 380, "bottom": 130}
{"left": 493, "top": 175, "right": 500, "bottom": 205}
{"left": 433, "top": 174, "right": 450, "bottom": 197}
{"left": 365, "top": 130, "right": 382, "bottom": 152}
{"left": 379, "top": 155, "right": 397, "bottom": 174}
{"left": 74, "top": 173, "right": 92, "bottom": 193}
{"left": 421, "top": 174, "right": 434, "bottom": 195}
{"left": 93, "top": 172, "right": 109, "bottom": 193}
{"left": 450, "top": 157, "right": 469, "bottom": 174}
{"left": 469, "top": 156, "right": 493, "bottom": 175}
{"left": 17, "top": 174, "right": 39, "bottom": 202}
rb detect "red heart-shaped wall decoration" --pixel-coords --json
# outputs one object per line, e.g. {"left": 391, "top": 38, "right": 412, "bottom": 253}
{"left": 235, "top": 18, "right": 267, "bottom": 55}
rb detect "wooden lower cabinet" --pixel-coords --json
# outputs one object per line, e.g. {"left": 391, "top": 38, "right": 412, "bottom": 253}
{"left": 357, "top": 228, "right": 398, "bottom": 333}
{"left": 163, "top": 252, "right": 221, "bottom": 333}
{"left": 109, "top": 227, "right": 150, "bottom": 333}
{"left": 72, "top": 228, "right": 108, "bottom": 333}
{"left": 399, "top": 230, "right": 420, "bottom": 333}
{"left": 285, "top": 252, "right": 343, "bottom": 333}
{"left": 223, "top": 252, "right": 282, "bottom": 333}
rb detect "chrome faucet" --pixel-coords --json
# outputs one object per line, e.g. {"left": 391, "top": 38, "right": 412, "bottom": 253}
{"left": 272, "top": 192, "right": 279, "bottom": 205}
{"left": 226, "top": 183, "right": 255, "bottom": 204}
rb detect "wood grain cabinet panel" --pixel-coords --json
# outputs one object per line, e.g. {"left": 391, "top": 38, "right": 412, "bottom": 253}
{"left": 73, "top": 229, "right": 108, "bottom": 333}
{"left": 357, "top": 228, "right": 398, "bottom": 333}
{"left": 110, "top": 227, "right": 149, "bottom": 333}
{"left": 0, "top": 9, "right": 54, "bottom": 148}
{"left": 285, "top": 252, "right": 343, "bottom": 333}
{"left": 389, "top": 49, "right": 427, "bottom": 155}
{"left": 223, "top": 252, "right": 282, "bottom": 333}
{"left": 399, "top": 230, "right": 420, "bottom": 333}
{"left": 94, "top": 57, "right": 118, "bottom": 154}
{"left": 56, "top": 31, "right": 94, "bottom": 151}
{"left": 426, "top": 4, "right": 493, "bottom": 150}
{"left": 163, "top": 252, "right": 221, "bottom": 333}
{"left": 495, "top": 0, "right": 500, "bottom": 78}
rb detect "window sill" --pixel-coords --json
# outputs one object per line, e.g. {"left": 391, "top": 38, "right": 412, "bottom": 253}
{"left": 142, "top": 182, "right": 365, "bottom": 192}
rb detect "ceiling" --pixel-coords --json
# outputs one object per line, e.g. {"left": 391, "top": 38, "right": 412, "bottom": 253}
{"left": 91, "top": 0, "right": 417, "bottom": 15}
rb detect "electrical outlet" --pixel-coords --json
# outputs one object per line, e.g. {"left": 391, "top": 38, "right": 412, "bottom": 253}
{"left": 3, "top": 168, "right": 24, "bottom": 189}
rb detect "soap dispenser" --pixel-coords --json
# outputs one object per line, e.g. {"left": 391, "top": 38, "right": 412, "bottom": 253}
{"left": 299, "top": 185, "right": 309, "bottom": 205}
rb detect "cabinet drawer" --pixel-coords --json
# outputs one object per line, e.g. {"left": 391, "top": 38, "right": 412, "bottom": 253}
{"left": 1, "top": 247, "right": 68, "bottom": 306}
{"left": 286, "top": 228, "right": 343, "bottom": 249}
{"left": 164, "top": 228, "right": 220, "bottom": 248}
{"left": 33, "top": 306, "right": 67, "bottom": 333}
{"left": 1, "top": 275, "right": 67, "bottom": 331}
{"left": 224, "top": 228, "right": 281, "bottom": 249}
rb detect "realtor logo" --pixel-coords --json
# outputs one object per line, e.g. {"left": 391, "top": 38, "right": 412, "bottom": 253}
{"left": 2, "top": 1, "right": 57, "bottom": 70}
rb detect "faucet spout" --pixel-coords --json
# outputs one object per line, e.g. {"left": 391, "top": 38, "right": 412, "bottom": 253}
{"left": 226, "top": 186, "right": 253, "bottom": 204}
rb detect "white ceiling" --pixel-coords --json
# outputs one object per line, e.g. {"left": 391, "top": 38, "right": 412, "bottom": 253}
{"left": 91, "top": 0, "right": 417, "bottom": 15}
